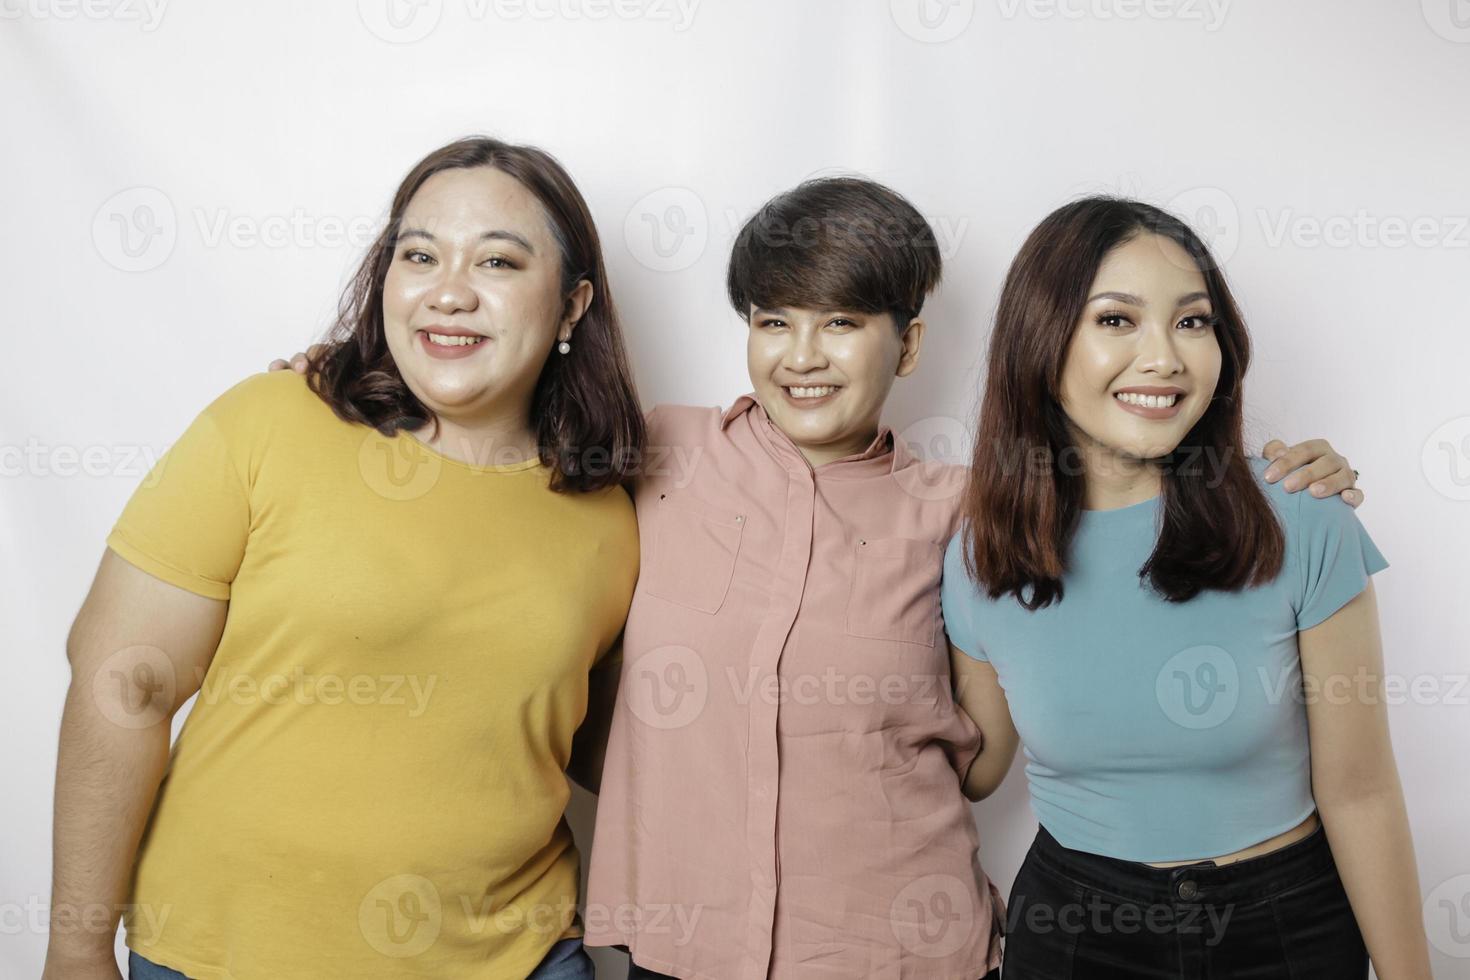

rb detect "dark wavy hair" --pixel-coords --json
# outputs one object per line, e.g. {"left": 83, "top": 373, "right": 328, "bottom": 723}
{"left": 959, "top": 196, "right": 1284, "bottom": 608}
{"left": 307, "top": 136, "right": 644, "bottom": 493}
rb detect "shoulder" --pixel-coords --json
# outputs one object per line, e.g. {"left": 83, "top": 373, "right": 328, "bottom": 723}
{"left": 645, "top": 402, "right": 728, "bottom": 450}
{"left": 1247, "top": 452, "right": 1357, "bottom": 538}
{"left": 200, "top": 370, "right": 323, "bottom": 431}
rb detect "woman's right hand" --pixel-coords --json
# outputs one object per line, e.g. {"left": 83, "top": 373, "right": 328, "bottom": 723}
{"left": 267, "top": 344, "right": 326, "bottom": 374}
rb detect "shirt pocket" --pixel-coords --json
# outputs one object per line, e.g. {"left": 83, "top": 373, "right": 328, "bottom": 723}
{"left": 642, "top": 491, "right": 746, "bottom": 614}
{"left": 845, "top": 536, "right": 942, "bottom": 647}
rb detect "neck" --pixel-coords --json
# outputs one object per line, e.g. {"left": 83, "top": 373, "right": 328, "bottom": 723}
{"left": 793, "top": 426, "right": 881, "bottom": 469}
{"left": 1075, "top": 438, "right": 1162, "bottom": 510}
{"left": 412, "top": 403, "right": 539, "bottom": 467}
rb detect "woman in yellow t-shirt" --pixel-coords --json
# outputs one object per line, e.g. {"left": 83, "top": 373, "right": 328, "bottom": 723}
{"left": 44, "top": 137, "right": 643, "bottom": 980}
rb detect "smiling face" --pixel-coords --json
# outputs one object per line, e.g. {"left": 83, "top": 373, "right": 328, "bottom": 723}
{"left": 1057, "top": 232, "right": 1223, "bottom": 464}
{"left": 381, "top": 166, "right": 590, "bottom": 429}
{"left": 746, "top": 305, "right": 922, "bottom": 466}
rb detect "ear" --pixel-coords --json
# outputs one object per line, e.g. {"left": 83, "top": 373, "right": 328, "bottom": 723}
{"left": 560, "top": 280, "right": 594, "bottom": 342}
{"left": 895, "top": 317, "right": 925, "bottom": 378}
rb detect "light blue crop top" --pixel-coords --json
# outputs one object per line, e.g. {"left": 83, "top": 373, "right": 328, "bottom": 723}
{"left": 940, "top": 456, "right": 1388, "bottom": 863}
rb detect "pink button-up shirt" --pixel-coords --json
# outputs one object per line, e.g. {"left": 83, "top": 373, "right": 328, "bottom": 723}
{"left": 584, "top": 396, "right": 1004, "bottom": 980}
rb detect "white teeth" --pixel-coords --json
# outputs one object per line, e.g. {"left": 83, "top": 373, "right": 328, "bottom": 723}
{"left": 427, "top": 333, "right": 485, "bottom": 347}
{"left": 787, "top": 385, "right": 838, "bottom": 399}
{"left": 1115, "top": 391, "right": 1179, "bottom": 409}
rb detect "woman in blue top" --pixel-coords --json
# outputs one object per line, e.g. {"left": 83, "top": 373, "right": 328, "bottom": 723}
{"left": 942, "top": 198, "right": 1431, "bottom": 979}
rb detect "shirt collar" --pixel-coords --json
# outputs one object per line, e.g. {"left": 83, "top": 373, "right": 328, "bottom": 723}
{"left": 720, "top": 393, "right": 913, "bottom": 474}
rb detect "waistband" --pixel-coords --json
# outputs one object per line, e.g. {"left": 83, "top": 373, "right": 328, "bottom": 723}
{"left": 1028, "top": 821, "right": 1339, "bottom": 907}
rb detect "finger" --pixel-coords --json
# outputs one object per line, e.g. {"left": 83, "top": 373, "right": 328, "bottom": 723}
{"left": 290, "top": 354, "right": 308, "bottom": 374}
{"left": 307, "top": 343, "right": 327, "bottom": 359}
{"left": 1262, "top": 439, "right": 1288, "bottom": 462}
{"left": 1306, "top": 466, "right": 1356, "bottom": 499}
{"left": 268, "top": 359, "right": 289, "bottom": 372}
{"left": 1262, "top": 441, "right": 1327, "bottom": 482}
{"left": 1282, "top": 453, "right": 1347, "bottom": 493}
{"left": 1342, "top": 488, "right": 1364, "bottom": 509}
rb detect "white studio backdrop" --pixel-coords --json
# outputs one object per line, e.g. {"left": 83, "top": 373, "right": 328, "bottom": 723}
{"left": 2, "top": 1, "right": 1468, "bottom": 976}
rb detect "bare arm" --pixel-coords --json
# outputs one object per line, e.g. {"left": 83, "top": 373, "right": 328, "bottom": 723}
{"left": 43, "top": 551, "right": 226, "bottom": 979}
{"left": 1300, "top": 582, "right": 1432, "bottom": 979}
{"left": 567, "top": 643, "right": 622, "bottom": 795}
{"left": 949, "top": 644, "right": 1020, "bottom": 802}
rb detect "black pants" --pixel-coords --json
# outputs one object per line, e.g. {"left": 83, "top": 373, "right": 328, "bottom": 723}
{"left": 1002, "top": 823, "right": 1368, "bottom": 979}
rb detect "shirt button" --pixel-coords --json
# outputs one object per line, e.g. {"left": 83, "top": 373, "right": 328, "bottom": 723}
{"left": 1176, "top": 879, "right": 1199, "bottom": 901}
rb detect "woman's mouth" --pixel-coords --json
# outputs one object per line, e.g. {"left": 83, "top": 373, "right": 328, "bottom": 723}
{"left": 419, "top": 329, "right": 488, "bottom": 360}
{"left": 781, "top": 385, "right": 841, "bottom": 408}
{"left": 1113, "top": 390, "right": 1184, "bottom": 419}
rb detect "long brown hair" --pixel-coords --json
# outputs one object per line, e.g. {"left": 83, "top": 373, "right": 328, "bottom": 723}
{"left": 308, "top": 136, "right": 644, "bottom": 493}
{"left": 959, "top": 197, "right": 1284, "bottom": 608}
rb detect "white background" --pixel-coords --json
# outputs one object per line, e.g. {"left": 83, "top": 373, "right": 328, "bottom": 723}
{"left": 3, "top": 0, "right": 1468, "bottom": 976}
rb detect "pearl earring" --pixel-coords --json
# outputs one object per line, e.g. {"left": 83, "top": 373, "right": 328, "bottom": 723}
{"left": 557, "top": 340, "right": 571, "bottom": 355}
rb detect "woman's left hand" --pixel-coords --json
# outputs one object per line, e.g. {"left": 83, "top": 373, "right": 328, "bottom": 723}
{"left": 1262, "top": 438, "right": 1363, "bottom": 508}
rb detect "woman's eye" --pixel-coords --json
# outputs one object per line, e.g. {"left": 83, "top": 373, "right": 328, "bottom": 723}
{"left": 403, "top": 249, "right": 433, "bottom": 265}
{"left": 1178, "top": 315, "right": 1213, "bottom": 330}
{"left": 1098, "top": 314, "right": 1130, "bottom": 329}
{"left": 759, "top": 319, "right": 787, "bottom": 329}
{"left": 482, "top": 256, "right": 514, "bottom": 269}
{"left": 828, "top": 318, "right": 856, "bottom": 329}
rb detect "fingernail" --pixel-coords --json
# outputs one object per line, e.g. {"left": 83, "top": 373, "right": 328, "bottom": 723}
{"left": 1311, "top": 483, "right": 1326, "bottom": 496}
{"left": 1263, "top": 467, "right": 1279, "bottom": 481}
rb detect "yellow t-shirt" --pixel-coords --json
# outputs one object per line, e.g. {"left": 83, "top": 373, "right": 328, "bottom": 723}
{"left": 107, "top": 370, "right": 638, "bottom": 979}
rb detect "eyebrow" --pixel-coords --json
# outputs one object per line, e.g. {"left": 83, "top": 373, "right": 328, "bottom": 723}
{"left": 395, "top": 228, "right": 536, "bottom": 254}
{"left": 752, "top": 307, "right": 860, "bottom": 317}
{"left": 1086, "top": 290, "right": 1211, "bottom": 307}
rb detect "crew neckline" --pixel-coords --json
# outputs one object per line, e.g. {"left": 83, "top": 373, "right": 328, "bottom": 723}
{"left": 396, "top": 430, "right": 548, "bottom": 474}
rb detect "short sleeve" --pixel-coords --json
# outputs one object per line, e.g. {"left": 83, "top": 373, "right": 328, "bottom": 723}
{"left": 941, "top": 533, "right": 989, "bottom": 661}
{"left": 1294, "top": 493, "right": 1388, "bottom": 630}
{"left": 106, "top": 402, "right": 252, "bottom": 600}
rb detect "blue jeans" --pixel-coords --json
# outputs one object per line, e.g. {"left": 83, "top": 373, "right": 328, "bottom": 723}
{"left": 130, "top": 937, "right": 594, "bottom": 979}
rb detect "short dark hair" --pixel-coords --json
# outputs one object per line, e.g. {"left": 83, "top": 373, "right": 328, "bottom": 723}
{"left": 725, "top": 177, "right": 942, "bottom": 329}
{"left": 307, "top": 136, "right": 645, "bottom": 494}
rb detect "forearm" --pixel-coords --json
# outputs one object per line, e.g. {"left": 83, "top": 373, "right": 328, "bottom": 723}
{"left": 46, "top": 683, "right": 171, "bottom": 969}
{"left": 1317, "top": 787, "right": 1432, "bottom": 979}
